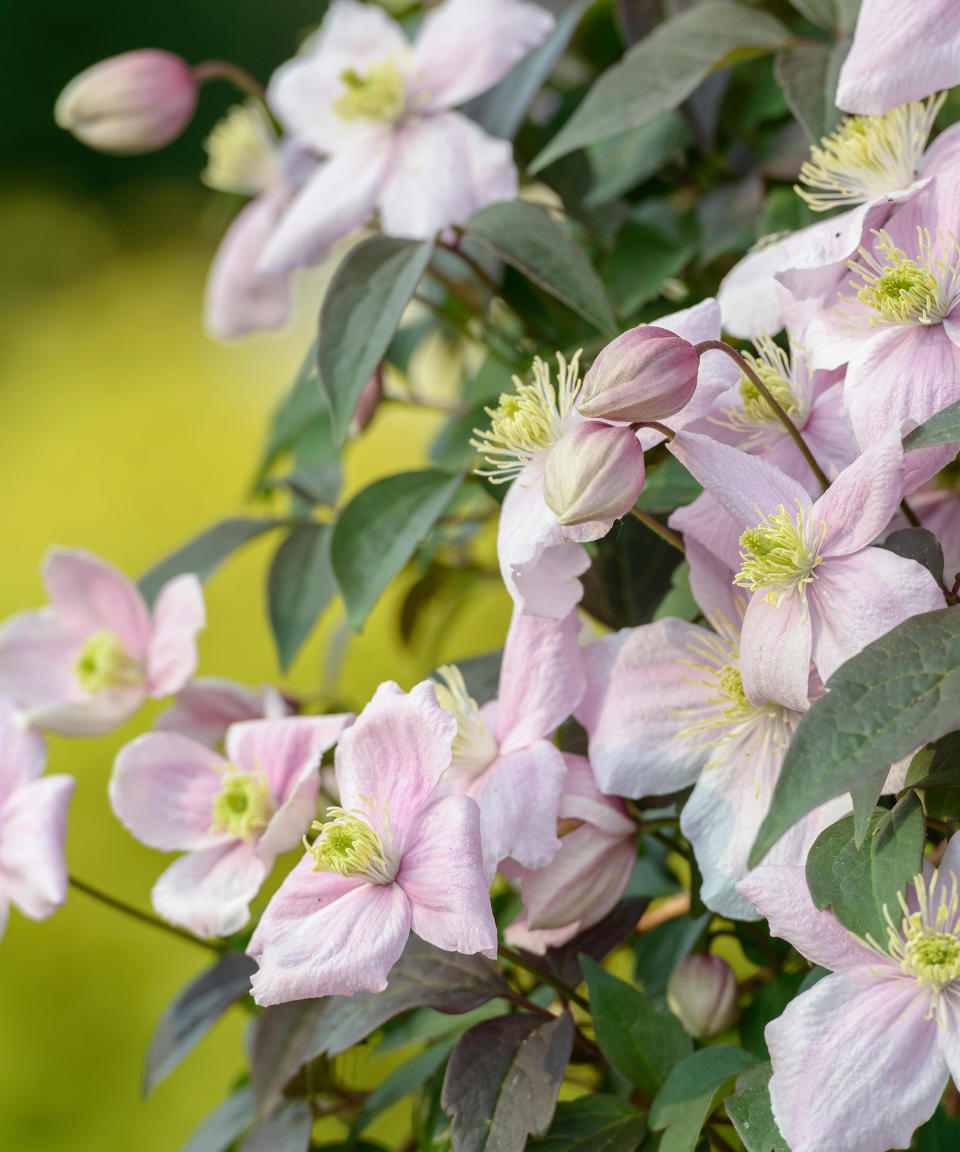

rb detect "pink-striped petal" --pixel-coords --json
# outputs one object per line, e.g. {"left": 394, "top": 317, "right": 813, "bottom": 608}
{"left": 740, "top": 592, "right": 812, "bottom": 713}
{"left": 0, "top": 774, "right": 74, "bottom": 921}
{"left": 43, "top": 548, "right": 152, "bottom": 657}
{"left": 152, "top": 840, "right": 269, "bottom": 939}
{"left": 147, "top": 574, "right": 205, "bottom": 697}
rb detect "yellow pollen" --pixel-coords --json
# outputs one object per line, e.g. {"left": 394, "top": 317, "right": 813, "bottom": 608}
{"left": 74, "top": 631, "right": 145, "bottom": 694}
{"left": 334, "top": 59, "right": 406, "bottom": 123}
{"left": 433, "top": 665, "right": 499, "bottom": 780}
{"left": 796, "top": 95, "right": 945, "bottom": 211}
{"left": 202, "top": 102, "right": 279, "bottom": 196}
{"left": 307, "top": 799, "right": 397, "bottom": 884}
{"left": 210, "top": 767, "right": 274, "bottom": 841}
{"left": 471, "top": 351, "right": 583, "bottom": 482}
{"left": 735, "top": 502, "right": 825, "bottom": 607}
{"left": 713, "top": 332, "right": 810, "bottom": 446}
{"left": 846, "top": 227, "right": 960, "bottom": 327}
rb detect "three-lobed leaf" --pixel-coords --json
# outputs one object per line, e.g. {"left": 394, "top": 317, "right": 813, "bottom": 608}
{"left": 650, "top": 1045, "right": 760, "bottom": 1152}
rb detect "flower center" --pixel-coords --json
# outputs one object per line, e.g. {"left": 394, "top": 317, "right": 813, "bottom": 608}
{"left": 202, "top": 102, "right": 279, "bottom": 196}
{"left": 334, "top": 59, "right": 406, "bottom": 124}
{"left": 713, "top": 333, "right": 809, "bottom": 444}
{"left": 74, "top": 631, "right": 145, "bottom": 694}
{"left": 847, "top": 228, "right": 960, "bottom": 327}
{"left": 210, "top": 767, "right": 275, "bottom": 841}
{"left": 873, "top": 870, "right": 960, "bottom": 995}
{"left": 433, "top": 665, "right": 499, "bottom": 780}
{"left": 796, "top": 95, "right": 944, "bottom": 211}
{"left": 471, "top": 352, "right": 583, "bottom": 482}
{"left": 735, "top": 503, "right": 825, "bottom": 606}
{"left": 307, "top": 799, "right": 398, "bottom": 884}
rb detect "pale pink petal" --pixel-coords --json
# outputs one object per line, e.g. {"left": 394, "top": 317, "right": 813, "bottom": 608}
{"left": 739, "top": 592, "right": 812, "bottom": 713}
{"left": 0, "top": 774, "right": 74, "bottom": 920}
{"left": 836, "top": 0, "right": 960, "bottom": 114}
{"left": 576, "top": 620, "right": 713, "bottom": 798}
{"left": 411, "top": 0, "right": 554, "bottom": 110}
{"left": 0, "top": 610, "right": 84, "bottom": 711}
{"left": 503, "top": 914, "right": 579, "bottom": 955}
{"left": 496, "top": 608, "right": 582, "bottom": 753}
{"left": 799, "top": 381, "right": 858, "bottom": 481}
{"left": 767, "top": 969, "right": 944, "bottom": 1152}
{"left": 378, "top": 112, "right": 516, "bottom": 239}
{"left": 20, "top": 690, "right": 146, "bottom": 738}
{"left": 336, "top": 681, "right": 456, "bottom": 835}
{"left": 152, "top": 840, "right": 269, "bottom": 939}
{"left": 0, "top": 695, "right": 47, "bottom": 803}
{"left": 147, "top": 574, "right": 205, "bottom": 697}
{"left": 558, "top": 754, "right": 635, "bottom": 837}
{"left": 397, "top": 793, "right": 496, "bottom": 956}
{"left": 813, "top": 432, "right": 904, "bottom": 556}
{"left": 250, "top": 860, "right": 411, "bottom": 1002}
{"left": 205, "top": 187, "right": 293, "bottom": 339}
{"left": 809, "top": 549, "right": 944, "bottom": 685}
{"left": 109, "top": 732, "right": 230, "bottom": 851}
{"left": 669, "top": 492, "right": 743, "bottom": 592}
{"left": 937, "top": 992, "right": 960, "bottom": 1087}
{"left": 258, "top": 142, "right": 392, "bottom": 274}
{"left": 921, "top": 121, "right": 960, "bottom": 180}
{"left": 153, "top": 677, "right": 272, "bottom": 746}
{"left": 653, "top": 297, "right": 721, "bottom": 345}
{"left": 43, "top": 547, "right": 152, "bottom": 657}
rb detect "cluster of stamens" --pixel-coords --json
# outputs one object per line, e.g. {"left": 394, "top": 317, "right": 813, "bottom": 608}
{"left": 210, "top": 767, "right": 275, "bottom": 841}
{"left": 713, "top": 333, "right": 809, "bottom": 444}
{"left": 796, "top": 95, "right": 944, "bottom": 211}
{"left": 202, "top": 102, "right": 279, "bottom": 197}
{"left": 307, "top": 797, "right": 398, "bottom": 884}
{"left": 334, "top": 59, "right": 407, "bottom": 123}
{"left": 471, "top": 352, "right": 583, "bottom": 482}
{"left": 846, "top": 228, "right": 960, "bottom": 327}
{"left": 433, "top": 665, "right": 499, "bottom": 780}
{"left": 866, "top": 870, "right": 960, "bottom": 1000}
{"left": 74, "top": 630, "right": 145, "bottom": 694}
{"left": 735, "top": 502, "right": 826, "bottom": 607}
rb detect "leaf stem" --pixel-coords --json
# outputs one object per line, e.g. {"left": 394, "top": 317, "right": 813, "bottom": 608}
{"left": 629, "top": 506, "right": 685, "bottom": 554}
{"left": 69, "top": 874, "right": 223, "bottom": 954}
{"left": 192, "top": 60, "right": 267, "bottom": 102}
{"left": 694, "top": 339, "right": 830, "bottom": 491}
{"left": 498, "top": 944, "right": 590, "bottom": 1011}
{"left": 900, "top": 498, "right": 922, "bottom": 528}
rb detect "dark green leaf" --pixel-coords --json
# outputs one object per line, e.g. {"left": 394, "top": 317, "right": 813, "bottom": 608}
{"left": 881, "top": 528, "right": 945, "bottom": 586}
{"left": 140, "top": 518, "right": 285, "bottom": 606}
{"left": 462, "top": 202, "right": 617, "bottom": 334}
{"left": 650, "top": 1046, "right": 759, "bottom": 1152}
{"left": 739, "top": 970, "right": 805, "bottom": 1060}
{"left": 602, "top": 222, "right": 694, "bottom": 315}
{"left": 905, "top": 731, "right": 960, "bottom": 789}
{"left": 238, "top": 1099, "right": 311, "bottom": 1152}
{"left": 582, "top": 957, "right": 691, "bottom": 1094}
{"left": 267, "top": 523, "right": 335, "bottom": 671}
{"left": 462, "top": 0, "right": 592, "bottom": 140}
{"left": 585, "top": 112, "right": 691, "bottom": 208}
{"left": 804, "top": 792, "right": 925, "bottom": 942}
{"left": 351, "top": 1040, "right": 457, "bottom": 1136}
{"left": 914, "top": 1106, "right": 960, "bottom": 1151}
{"left": 455, "top": 650, "right": 503, "bottom": 706}
{"left": 531, "top": 1, "right": 793, "bottom": 170}
{"left": 529, "top": 1095, "right": 647, "bottom": 1152}
{"left": 903, "top": 399, "right": 960, "bottom": 452}
{"left": 441, "top": 1012, "right": 574, "bottom": 1152}
{"left": 774, "top": 41, "right": 846, "bottom": 144}
{"left": 697, "top": 176, "right": 765, "bottom": 264}
{"left": 250, "top": 999, "right": 327, "bottom": 1119}
{"left": 429, "top": 401, "right": 489, "bottom": 472}
{"left": 254, "top": 340, "right": 328, "bottom": 486}
{"left": 750, "top": 605, "right": 960, "bottom": 866}
{"left": 318, "top": 236, "right": 433, "bottom": 442}
{"left": 145, "top": 952, "right": 255, "bottom": 1095}
{"left": 181, "top": 1087, "right": 254, "bottom": 1152}
{"left": 637, "top": 457, "right": 702, "bottom": 513}
{"left": 725, "top": 1062, "right": 790, "bottom": 1152}
{"left": 653, "top": 562, "right": 699, "bottom": 623}
{"left": 331, "top": 469, "right": 463, "bottom": 630}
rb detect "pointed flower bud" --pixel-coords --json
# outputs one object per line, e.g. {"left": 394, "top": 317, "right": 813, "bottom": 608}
{"left": 666, "top": 954, "right": 738, "bottom": 1039}
{"left": 577, "top": 325, "right": 700, "bottom": 423}
{"left": 55, "top": 50, "right": 198, "bottom": 155}
{"left": 543, "top": 421, "right": 645, "bottom": 527}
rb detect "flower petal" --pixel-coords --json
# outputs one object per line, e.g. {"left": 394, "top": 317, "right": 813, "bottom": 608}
{"left": 147, "top": 574, "right": 205, "bottom": 698}
{"left": 154, "top": 677, "right": 274, "bottom": 747}
{"left": 152, "top": 840, "right": 269, "bottom": 938}
{"left": 0, "top": 774, "right": 74, "bottom": 921}
{"left": 43, "top": 547, "right": 152, "bottom": 657}
{"left": 20, "top": 689, "right": 146, "bottom": 738}
{"left": 813, "top": 431, "right": 904, "bottom": 556}
{"left": 0, "top": 610, "right": 83, "bottom": 713}
{"left": 0, "top": 695, "right": 47, "bottom": 804}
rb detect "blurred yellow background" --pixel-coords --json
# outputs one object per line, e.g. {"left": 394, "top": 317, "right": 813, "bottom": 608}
{"left": 0, "top": 183, "right": 511, "bottom": 1150}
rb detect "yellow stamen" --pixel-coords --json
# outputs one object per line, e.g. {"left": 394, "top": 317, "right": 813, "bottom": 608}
{"left": 202, "top": 102, "right": 279, "bottom": 196}
{"left": 334, "top": 59, "right": 406, "bottom": 124}
{"left": 433, "top": 665, "right": 499, "bottom": 780}
{"left": 210, "top": 767, "right": 274, "bottom": 841}
{"left": 712, "top": 333, "right": 809, "bottom": 446}
{"left": 307, "top": 798, "right": 397, "bottom": 884}
{"left": 735, "top": 502, "right": 826, "bottom": 607}
{"left": 846, "top": 227, "right": 960, "bottom": 327}
{"left": 74, "top": 631, "right": 145, "bottom": 694}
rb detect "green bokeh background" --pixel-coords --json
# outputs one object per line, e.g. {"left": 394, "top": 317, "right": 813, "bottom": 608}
{"left": 0, "top": 3, "right": 510, "bottom": 1147}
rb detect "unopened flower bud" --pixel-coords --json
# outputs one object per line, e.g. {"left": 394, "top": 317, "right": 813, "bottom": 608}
{"left": 55, "top": 50, "right": 198, "bottom": 155}
{"left": 543, "top": 421, "right": 645, "bottom": 527}
{"left": 666, "top": 955, "right": 738, "bottom": 1039}
{"left": 577, "top": 325, "right": 700, "bottom": 423}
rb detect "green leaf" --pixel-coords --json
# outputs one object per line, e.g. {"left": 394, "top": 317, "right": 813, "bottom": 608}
{"left": 441, "top": 1012, "right": 574, "bottom": 1152}
{"left": 750, "top": 605, "right": 960, "bottom": 866}
{"left": 267, "top": 523, "right": 335, "bottom": 672}
{"left": 331, "top": 469, "right": 463, "bottom": 630}
{"left": 529, "top": 1095, "right": 647, "bottom": 1152}
{"left": 318, "top": 236, "right": 433, "bottom": 442}
{"left": 462, "top": 201, "right": 617, "bottom": 334}
{"left": 637, "top": 456, "right": 702, "bottom": 512}
{"left": 903, "top": 399, "right": 960, "bottom": 451}
{"left": 250, "top": 999, "right": 328, "bottom": 1119}
{"left": 905, "top": 731, "right": 960, "bottom": 789}
{"left": 650, "top": 1046, "right": 759, "bottom": 1152}
{"left": 804, "top": 792, "right": 925, "bottom": 942}
{"left": 253, "top": 339, "right": 326, "bottom": 486}
{"left": 881, "top": 528, "right": 944, "bottom": 587}
{"left": 724, "top": 1063, "right": 790, "bottom": 1152}
{"left": 774, "top": 41, "right": 846, "bottom": 143}
{"left": 462, "top": 0, "right": 591, "bottom": 140}
{"left": 582, "top": 957, "right": 692, "bottom": 1095}
{"left": 181, "top": 1087, "right": 254, "bottom": 1152}
{"left": 585, "top": 112, "right": 691, "bottom": 208}
{"left": 531, "top": 1, "right": 793, "bottom": 170}
{"left": 145, "top": 952, "right": 255, "bottom": 1095}
{"left": 915, "top": 1106, "right": 960, "bottom": 1151}
{"left": 238, "top": 1099, "right": 312, "bottom": 1152}
{"left": 351, "top": 1040, "right": 457, "bottom": 1137}
{"left": 602, "top": 222, "right": 694, "bottom": 316}
{"left": 140, "top": 518, "right": 286, "bottom": 606}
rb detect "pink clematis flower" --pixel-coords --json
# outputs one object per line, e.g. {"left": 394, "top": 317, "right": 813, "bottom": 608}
{"left": 433, "top": 608, "right": 583, "bottom": 879}
{"left": 0, "top": 548, "right": 205, "bottom": 737}
{"left": 502, "top": 753, "right": 636, "bottom": 954}
{"left": 154, "top": 676, "right": 291, "bottom": 748}
{"left": 0, "top": 696, "right": 74, "bottom": 943}
{"left": 739, "top": 835, "right": 960, "bottom": 1152}
{"left": 110, "top": 714, "right": 352, "bottom": 938}
{"left": 668, "top": 429, "right": 944, "bottom": 713}
{"left": 247, "top": 681, "right": 497, "bottom": 1002}
{"left": 837, "top": 0, "right": 960, "bottom": 115}
{"left": 258, "top": 0, "right": 554, "bottom": 273}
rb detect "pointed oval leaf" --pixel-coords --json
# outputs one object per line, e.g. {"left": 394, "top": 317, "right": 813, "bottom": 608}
{"left": 528, "top": 1095, "right": 647, "bottom": 1152}
{"left": 461, "top": 202, "right": 617, "bottom": 334}
{"left": 238, "top": 1099, "right": 312, "bottom": 1152}
{"left": 182, "top": 1087, "right": 254, "bottom": 1152}
{"left": 724, "top": 1063, "right": 791, "bottom": 1152}
{"left": 774, "top": 41, "right": 846, "bottom": 144}
{"left": 331, "top": 469, "right": 464, "bottom": 630}
{"left": 250, "top": 999, "right": 328, "bottom": 1119}
{"left": 904, "top": 398, "right": 960, "bottom": 451}
{"left": 650, "top": 1046, "right": 760, "bottom": 1152}
{"left": 268, "top": 522, "right": 336, "bottom": 672}
{"left": 319, "top": 236, "right": 433, "bottom": 442}
{"left": 750, "top": 605, "right": 960, "bottom": 866}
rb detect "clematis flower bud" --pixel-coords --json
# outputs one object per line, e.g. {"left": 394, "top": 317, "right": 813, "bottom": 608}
{"left": 55, "top": 50, "right": 198, "bottom": 154}
{"left": 577, "top": 325, "right": 700, "bottom": 423}
{"left": 666, "top": 954, "right": 738, "bottom": 1039}
{"left": 543, "top": 421, "right": 645, "bottom": 527}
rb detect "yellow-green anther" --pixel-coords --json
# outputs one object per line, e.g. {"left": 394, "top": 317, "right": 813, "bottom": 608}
{"left": 74, "top": 631, "right": 145, "bottom": 693}
{"left": 210, "top": 768, "right": 274, "bottom": 840}
{"left": 334, "top": 60, "right": 406, "bottom": 123}
{"left": 735, "top": 504, "right": 825, "bottom": 606}
{"left": 307, "top": 804, "right": 397, "bottom": 884}
{"left": 858, "top": 260, "right": 941, "bottom": 324}
{"left": 867, "top": 870, "right": 960, "bottom": 995}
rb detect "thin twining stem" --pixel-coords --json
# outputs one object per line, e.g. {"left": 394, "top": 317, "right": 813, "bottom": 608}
{"left": 694, "top": 339, "right": 830, "bottom": 492}
{"left": 629, "top": 506, "right": 686, "bottom": 555}
{"left": 192, "top": 60, "right": 267, "bottom": 102}
{"left": 498, "top": 943, "right": 591, "bottom": 1012}
{"left": 69, "top": 874, "right": 223, "bottom": 955}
